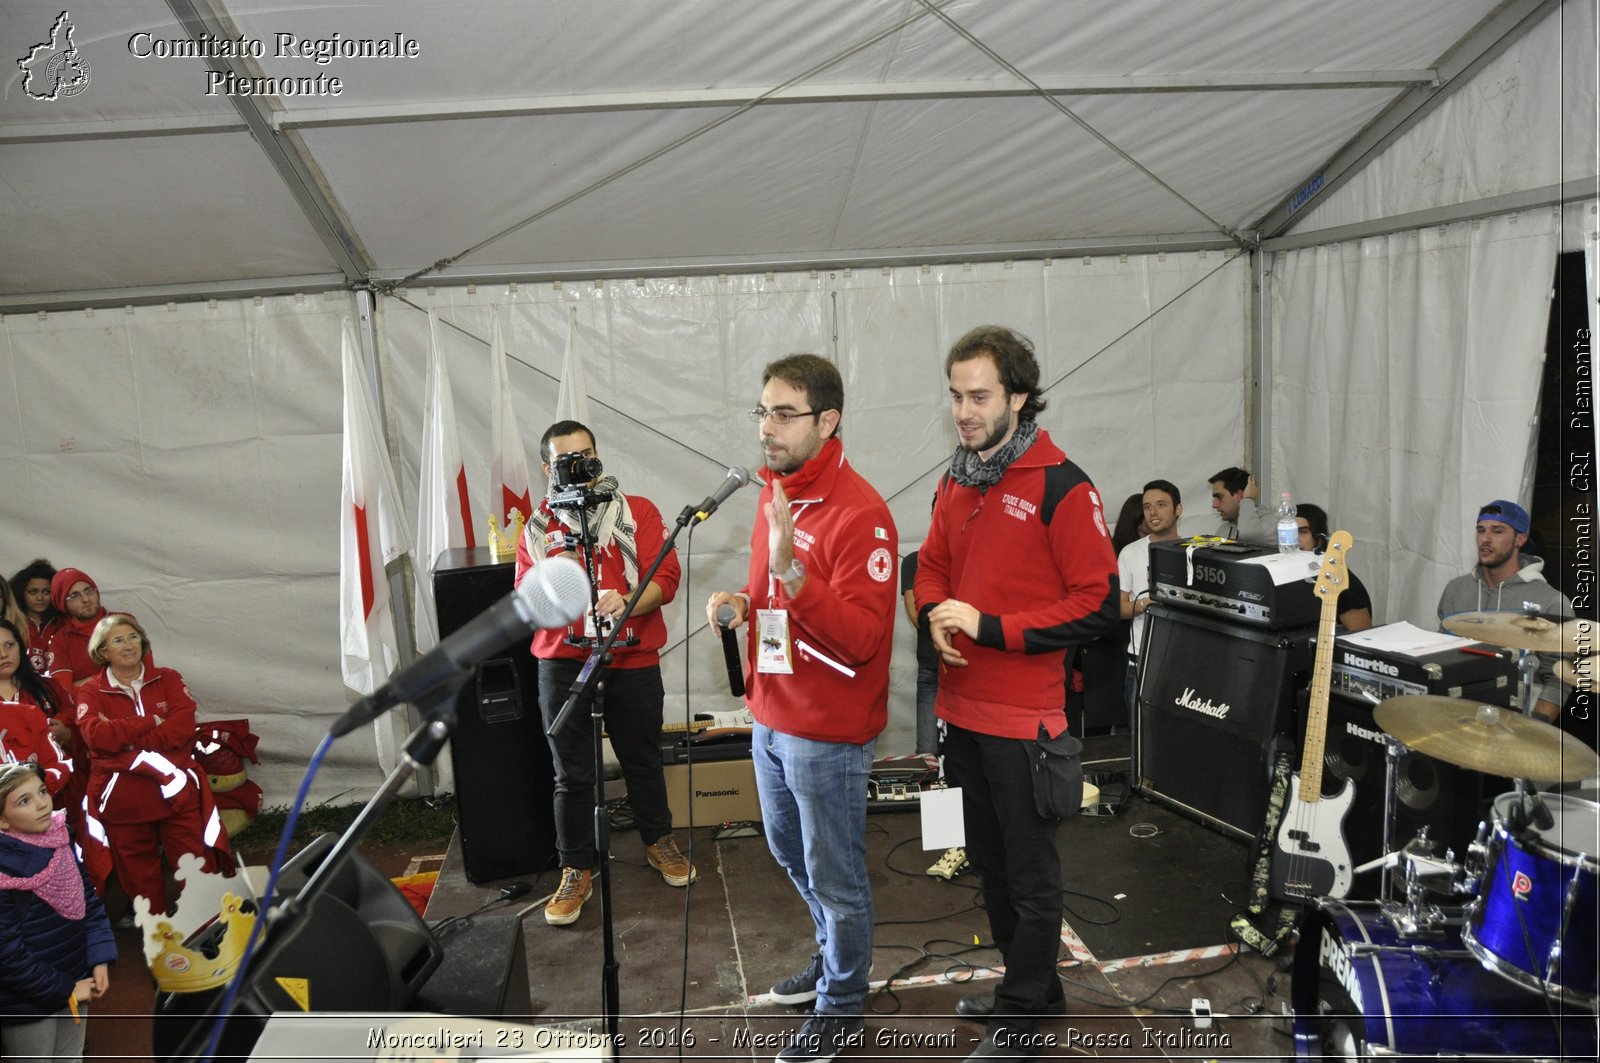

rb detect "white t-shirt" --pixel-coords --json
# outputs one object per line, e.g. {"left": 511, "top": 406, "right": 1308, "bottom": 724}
{"left": 1117, "top": 535, "right": 1153, "bottom": 656}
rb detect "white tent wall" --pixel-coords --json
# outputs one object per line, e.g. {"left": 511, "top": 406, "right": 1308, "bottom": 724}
{"left": 0, "top": 292, "right": 393, "bottom": 803}
{"left": 1286, "top": 0, "right": 1597, "bottom": 247}
{"left": 6, "top": 251, "right": 1259, "bottom": 808}
{"left": 1267, "top": 209, "right": 1563, "bottom": 631}
{"left": 379, "top": 254, "right": 1248, "bottom": 768}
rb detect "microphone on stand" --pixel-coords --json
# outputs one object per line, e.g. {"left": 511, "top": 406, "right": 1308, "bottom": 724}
{"left": 329, "top": 555, "right": 589, "bottom": 737}
{"left": 715, "top": 603, "right": 745, "bottom": 698}
{"left": 682, "top": 467, "right": 752, "bottom": 526}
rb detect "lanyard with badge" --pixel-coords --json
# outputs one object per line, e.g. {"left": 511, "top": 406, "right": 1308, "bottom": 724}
{"left": 755, "top": 499, "right": 808, "bottom": 675}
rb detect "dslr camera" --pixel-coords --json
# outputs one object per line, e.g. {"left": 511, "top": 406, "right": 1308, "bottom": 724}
{"left": 552, "top": 451, "right": 603, "bottom": 489}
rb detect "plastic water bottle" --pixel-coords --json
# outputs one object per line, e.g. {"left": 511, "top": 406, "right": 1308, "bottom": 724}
{"left": 1276, "top": 492, "right": 1298, "bottom": 553}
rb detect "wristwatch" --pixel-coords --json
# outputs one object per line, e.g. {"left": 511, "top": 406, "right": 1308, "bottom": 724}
{"left": 773, "top": 558, "right": 806, "bottom": 584}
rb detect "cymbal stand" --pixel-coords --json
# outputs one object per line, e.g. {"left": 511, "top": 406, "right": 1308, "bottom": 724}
{"left": 1515, "top": 647, "right": 1540, "bottom": 718}
{"left": 1379, "top": 734, "right": 1402, "bottom": 903}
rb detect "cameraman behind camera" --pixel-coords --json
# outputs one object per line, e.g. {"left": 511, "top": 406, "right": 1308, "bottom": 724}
{"left": 515, "top": 419, "right": 694, "bottom": 926}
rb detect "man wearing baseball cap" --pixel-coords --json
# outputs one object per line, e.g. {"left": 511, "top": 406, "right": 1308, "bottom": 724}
{"left": 1436, "top": 499, "right": 1572, "bottom": 721}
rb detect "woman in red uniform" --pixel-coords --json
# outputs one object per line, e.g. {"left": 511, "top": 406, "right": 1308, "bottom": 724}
{"left": 73, "top": 616, "right": 229, "bottom": 913}
{"left": 0, "top": 619, "right": 73, "bottom": 799}
{"left": 10, "top": 559, "right": 64, "bottom": 674}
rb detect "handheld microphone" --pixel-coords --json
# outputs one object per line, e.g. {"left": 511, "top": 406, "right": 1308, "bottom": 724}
{"left": 329, "top": 555, "right": 589, "bottom": 737}
{"left": 715, "top": 603, "right": 745, "bottom": 698}
{"left": 690, "top": 467, "right": 752, "bottom": 524}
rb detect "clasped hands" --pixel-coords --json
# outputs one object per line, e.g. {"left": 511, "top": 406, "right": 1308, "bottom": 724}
{"left": 927, "top": 599, "right": 980, "bottom": 668}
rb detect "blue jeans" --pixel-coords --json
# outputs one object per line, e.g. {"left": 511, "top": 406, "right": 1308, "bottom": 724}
{"left": 914, "top": 659, "right": 940, "bottom": 755}
{"left": 751, "top": 721, "right": 876, "bottom": 1015}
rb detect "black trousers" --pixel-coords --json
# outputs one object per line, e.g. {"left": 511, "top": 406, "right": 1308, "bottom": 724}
{"left": 537, "top": 657, "right": 673, "bottom": 868}
{"left": 942, "top": 722, "right": 1069, "bottom": 1020}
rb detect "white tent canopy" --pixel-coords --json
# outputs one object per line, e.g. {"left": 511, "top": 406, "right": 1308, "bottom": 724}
{"left": 1, "top": 0, "right": 1594, "bottom": 801}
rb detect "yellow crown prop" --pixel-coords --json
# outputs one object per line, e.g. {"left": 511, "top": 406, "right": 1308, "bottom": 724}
{"left": 134, "top": 854, "right": 262, "bottom": 994}
{"left": 487, "top": 507, "right": 527, "bottom": 563}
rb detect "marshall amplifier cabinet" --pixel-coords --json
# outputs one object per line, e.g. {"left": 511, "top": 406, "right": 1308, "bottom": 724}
{"left": 1149, "top": 538, "right": 1321, "bottom": 630}
{"left": 1332, "top": 623, "right": 1515, "bottom": 707}
{"left": 1136, "top": 604, "right": 1316, "bottom": 840}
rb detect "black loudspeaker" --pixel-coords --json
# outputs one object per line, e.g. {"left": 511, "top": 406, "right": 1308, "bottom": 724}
{"left": 1136, "top": 605, "right": 1314, "bottom": 839}
{"left": 434, "top": 547, "right": 557, "bottom": 883}
{"left": 154, "top": 833, "right": 443, "bottom": 1061}
{"left": 417, "top": 916, "right": 532, "bottom": 1018}
{"left": 1075, "top": 633, "right": 1130, "bottom": 735}
{"left": 1313, "top": 692, "right": 1507, "bottom": 899}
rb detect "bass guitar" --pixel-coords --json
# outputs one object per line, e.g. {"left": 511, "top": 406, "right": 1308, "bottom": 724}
{"left": 1270, "top": 531, "right": 1355, "bottom": 902}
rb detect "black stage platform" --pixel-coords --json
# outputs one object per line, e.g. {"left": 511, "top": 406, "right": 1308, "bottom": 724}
{"left": 425, "top": 740, "right": 1299, "bottom": 1060}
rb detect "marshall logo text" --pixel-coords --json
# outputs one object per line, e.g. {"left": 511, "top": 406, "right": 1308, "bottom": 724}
{"left": 1174, "top": 687, "right": 1231, "bottom": 719}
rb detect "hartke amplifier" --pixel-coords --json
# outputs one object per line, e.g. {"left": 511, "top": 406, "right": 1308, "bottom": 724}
{"left": 434, "top": 547, "right": 557, "bottom": 883}
{"left": 1332, "top": 624, "right": 1515, "bottom": 706}
{"left": 1312, "top": 690, "right": 1508, "bottom": 900}
{"left": 1136, "top": 605, "right": 1315, "bottom": 840}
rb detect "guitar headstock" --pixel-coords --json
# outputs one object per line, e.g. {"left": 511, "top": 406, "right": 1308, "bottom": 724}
{"left": 1315, "top": 530, "right": 1354, "bottom": 601}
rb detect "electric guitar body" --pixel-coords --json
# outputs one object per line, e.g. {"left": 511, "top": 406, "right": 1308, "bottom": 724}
{"left": 1270, "top": 530, "right": 1357, "bottom": 904}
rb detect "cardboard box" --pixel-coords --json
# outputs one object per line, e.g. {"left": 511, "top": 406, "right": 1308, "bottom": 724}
{"left": 662, "top": 758, "right": 760, "bottom": 827}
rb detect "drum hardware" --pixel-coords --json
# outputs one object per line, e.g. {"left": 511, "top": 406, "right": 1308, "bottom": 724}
{"left": 1371, "top": 695, "right": 1600, "bottom": 782}
{"left": 1375, "top": 897, "right": 1453, "bottom": 939}
{"left": 1388, "top": 830, "right": 1465, "bottom": 898}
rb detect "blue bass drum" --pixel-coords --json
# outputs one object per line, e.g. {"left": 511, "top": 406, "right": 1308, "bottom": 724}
{"left": 1293, "top": 900, "right": 1596, "bottom": 1059}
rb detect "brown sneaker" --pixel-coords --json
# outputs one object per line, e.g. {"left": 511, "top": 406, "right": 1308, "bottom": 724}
{"left": 645, "top": 835, "right": 696, "bottom": 887}
{"left": 544, "top": 867, "right": 592, "bottom": 925}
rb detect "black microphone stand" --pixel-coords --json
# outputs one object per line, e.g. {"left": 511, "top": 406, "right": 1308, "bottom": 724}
{"left": 545, "top": 494, "right": 706, "bottom": 1060}
{"left": 174, "top": 682, "right": 466, "bottom": 1062}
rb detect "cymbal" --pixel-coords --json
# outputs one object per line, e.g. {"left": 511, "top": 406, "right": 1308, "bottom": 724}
{"left": 1555, "top": 658, "right": 1597, "bottom": 692}
{"left": 1373, "top": 695, "right": 1600, "bottom": 782}
{"left": 1441, "top": 611, "right": 1590, "bottom": 655}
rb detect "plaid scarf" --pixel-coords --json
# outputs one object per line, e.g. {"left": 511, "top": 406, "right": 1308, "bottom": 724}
{"left": 948, "top": 418, "right": 1039, "bottom": 489}
{"left": 524, "top": 476, "right": 640, "bottom": 589}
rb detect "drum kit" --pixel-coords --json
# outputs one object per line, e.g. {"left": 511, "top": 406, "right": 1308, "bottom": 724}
{"left": 1294, "top": 610, "right": 1600, "bottom": 1060}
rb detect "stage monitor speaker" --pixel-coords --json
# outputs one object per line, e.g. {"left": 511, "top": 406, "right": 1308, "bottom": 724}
{"left": 417, "top": 915, "right": 532, "bottom": 1019}
{"left": 153, "top": 833, "right": 443, "bottom": 1062}
{"left": 1136, "top": 605, "right": 1314, "bottom": 840}
{"left": 434, "top": 547, "right": 557, "bottom": 883}
{"left": 1312, "top": 691, "right": 1508, "bottom": 900}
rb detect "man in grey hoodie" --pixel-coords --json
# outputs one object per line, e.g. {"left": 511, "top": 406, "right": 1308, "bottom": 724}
{"left": 1436, "top": 499, "right": 1571, "bottom": 721}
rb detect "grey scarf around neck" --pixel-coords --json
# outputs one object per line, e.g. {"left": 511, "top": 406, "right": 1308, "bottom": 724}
{"left": 947, "top": 418, "right": 1039, "bottom": 488}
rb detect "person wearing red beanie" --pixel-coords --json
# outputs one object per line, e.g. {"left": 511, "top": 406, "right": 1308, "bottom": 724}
{"left": 42, "top": 569, "right": 106, "bottom": 688}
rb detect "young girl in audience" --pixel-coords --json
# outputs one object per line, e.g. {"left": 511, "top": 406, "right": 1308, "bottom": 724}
{"left": 0, "top": 762, "right": 116, "bottom": 1063}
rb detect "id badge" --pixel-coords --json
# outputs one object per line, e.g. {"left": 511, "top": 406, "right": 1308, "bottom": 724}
{"left": 754, "top": 609, "right": 794, "bottom": 674}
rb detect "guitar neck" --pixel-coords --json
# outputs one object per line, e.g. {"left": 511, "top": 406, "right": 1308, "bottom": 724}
{"left": 1299, "top": 602, "right": 1338, "bottom": 801}
{"left": 1298, "top": 531, "right": 1352, "bottom": 803}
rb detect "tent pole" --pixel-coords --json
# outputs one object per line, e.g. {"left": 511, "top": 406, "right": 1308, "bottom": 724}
{"left": 1250, "top": 249, "right": 1273, "bottom": 496}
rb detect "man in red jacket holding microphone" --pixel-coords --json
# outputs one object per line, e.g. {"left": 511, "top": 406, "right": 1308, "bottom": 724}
{"left": 708, "top": 354, "right": 897, "bottom": 1063}
{"left": 916, "top": 326, "right": 1118, "bottom": 1061}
